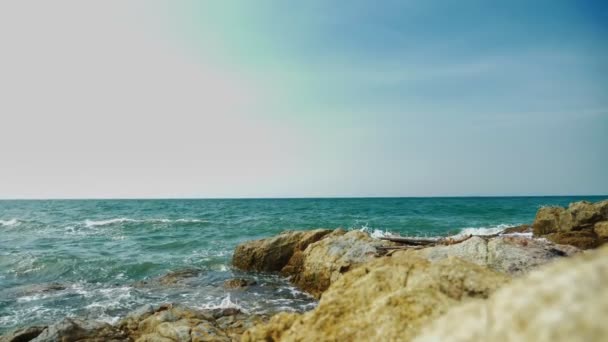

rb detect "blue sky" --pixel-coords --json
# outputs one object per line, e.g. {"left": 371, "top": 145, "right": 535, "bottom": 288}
{"left": 0, "top": 0, "right": 606, "bottom": 198}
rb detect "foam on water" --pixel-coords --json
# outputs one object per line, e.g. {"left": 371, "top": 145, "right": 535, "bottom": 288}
{"left": 198, "top": 294, "right": 247, "bottom": 313}
{"left": 0, "top": 218, "right": 18, "bottom": 227}
{"left": 1, "top": 196, "right": 603, "bottom": 333}
{"left": 357, "top": 224, "right": 395, "bottom": 239}
{"left": 452, "top": 224, "right": 515, "bottom": 237}
{"left": 84, "top": 218, "right": 207, "bottom": 227}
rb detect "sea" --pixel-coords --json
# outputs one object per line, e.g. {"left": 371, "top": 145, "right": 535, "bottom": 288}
{"left": 0, "top": 196, "right": 605, "bottom": 333}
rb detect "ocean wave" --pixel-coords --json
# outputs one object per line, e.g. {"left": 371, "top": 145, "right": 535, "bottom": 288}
{"left": 357, "top": 224, "right": 394, "bottom": 239}
{"left": 198, "top": 294, "right": 247, "bottom": 313}
{"left": 84, "top": 218, "right": 207, "bottom": 227}
{"left": 0, "top": 218, "right": 18, "bottom": 227}
{"left": 452, "top": 224, "right": 520, "bottom": 237}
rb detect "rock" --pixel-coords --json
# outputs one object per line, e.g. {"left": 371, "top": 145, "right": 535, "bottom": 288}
{"left": 116, "top": 303, "right": 267, "bottom": 342}
{"left": 0, "top": 326, "right": 45, "bottom": 342}
{"left": 134, "top": 269, "right": 202, "bottom": 288}
{"left": 412, "top": 236, "right": 489, "bottom": 266}
{"left": 544, "top": 229, "right": 601, "bottom": 249}
{"left": 223, "top": 278, "right": 256, "bottom": 289}
{"left": 566, "top": 201, "right": 604, "bottom": 229}
{"left": 500, "top": 224, "right": 531, "bottom": 234}
{"left": 533, "top": 206, "right": 565, "bottom": 235}
{"left": 486, "top": 236, "right": 579, "bottom": 274}
{"left": 532, "top": 200, "right": 608, "bottom": 248}
{"left": 593, "top": 221, "right": 608, "bottom": 238}
{"left": 30, "top": 318, "right": 128, "bottom": 342}
{"left": 242, "top": 254, "right": 509, "bottom": 341}
{"left": 413, "top": 245, "right": 608, "bottom": 342}
{"left": 408, "top": 236, "right": 578, "bottom": 275}
{"left": 232, "top": 229, "right": 333, "bottom": 272}
{"left": 283, "top": 230, "right": 388, "bottom": 297}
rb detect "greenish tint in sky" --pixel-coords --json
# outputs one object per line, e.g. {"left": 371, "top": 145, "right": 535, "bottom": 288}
{"left": 0, "top": 0, "right": 606, "bottom": 198}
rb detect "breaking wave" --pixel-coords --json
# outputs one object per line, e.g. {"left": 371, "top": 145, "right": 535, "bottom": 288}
{"left": 84, "top": 218, "right": 207, "bottom": 227}
{"left": 358, "top": 224, "right": 394, "bottom": 239}
{"left": 455, "top": 224, "right": 514, "bottom": 236}
{"left": 0, "top": 218, "right": 18, "bottom": 227}
{"left": 198, "top": 294, "right": 247, "bottom": 313}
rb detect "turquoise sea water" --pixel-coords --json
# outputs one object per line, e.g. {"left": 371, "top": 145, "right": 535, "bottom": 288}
{"left": 0, "top": 196, "right": 605, "bottom": 333}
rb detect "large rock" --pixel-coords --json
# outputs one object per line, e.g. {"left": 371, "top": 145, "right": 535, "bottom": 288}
{"left": 0, "top": 326, "right": 46, "bottom": 342}
{"left": 409, "top": 236, "right": 578, "bottom": 275}
{"left": 232, "top": 229, "right": 333, "bottom": 272}
{"left": 413, "top": 245, "right": 608, "bottom": 342}
{"left": 532, "top": 200, "right": 608, "bottom": 248}
{"left": 593, "top": 221, "right": 608, "bottom": 238}
{"left": 545, "top": 230, "right": 601, "bottom": 250}
{"left": 117, "top": 303, "right": 267, "bottom": 342}
{"left": 30, "top": 318, "right": 128, "bottom": 342}
{"left": 242, "top": 254, "right": 509, "bottom": 341}
{"left": 282, "top": 230, "right": 387, "bottom": 297}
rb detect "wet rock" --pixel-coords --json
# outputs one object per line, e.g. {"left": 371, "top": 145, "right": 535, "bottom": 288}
{"left": 413, "top": 245, "right": 608, "bottom": 342}
{"left": 133, "top": 269, "right": 202, "bottom": 288}
{"left": 532, "top": 200, "right": 608, "bottom": 248}
{"left": 0, "top": 326, "right": 45, "bottom": 342}
{"left": 500, "top": 224, "right": 531, "bottom": 234}
{"left": 30, "top": 318, "right": 128, "bottom": 342}
{"left": 222, "top": 278, "right": 256, "bottom": 289}
{"left": 232, "top": 229, "right": 334, "bottom": 272}
{"left": 409, "top": 236, "right": 579, "bottom": 275}
{"left": 242, "top": 254, "right": 508, "bottom": 341}
{"left": 283, "top": 230, "right": 388, "bottom": 297}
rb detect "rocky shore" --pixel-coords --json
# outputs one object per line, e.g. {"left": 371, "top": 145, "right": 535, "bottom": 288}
{"left": 3, "top": 200, "right": 607, "bottom": 342}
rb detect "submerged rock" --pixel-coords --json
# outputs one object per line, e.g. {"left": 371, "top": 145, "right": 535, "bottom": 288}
{"left": 242, "top": 254, "right": 509, "bottom": 341}
{"left": 532, "top": 200, "right": 608, "bottom": 248}
{"left": 223, "top": 278, "right": 256, "bottom": 289}
{"left": 133, "top": 268, "right": 202, "bottom": 288}
{"left": 413, "top": 245, "right": 608, "bottom": 342}
{"left": 408, "top": 235, "right": 578, "bottom": 275}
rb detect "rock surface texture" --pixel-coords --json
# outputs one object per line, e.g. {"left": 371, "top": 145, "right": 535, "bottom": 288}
{"left": 242, "top": 254, "right": 509, "bottom": 341}
{"left": 409, "top": 235, "right": 579, "bottom": 275}
{"left": 233, "top": 229, "right": 391, "bottom": 297}
{"left": 1, "top": 304, "right": 267, "bottom": 342}
{"left": 232, "top": 229, "right": 333, "bottom": 272}
{"left": 532, "top": 200, "right": 608, "bottom": 249}
{"left": 413, "top": 245, "right": 608, "bottom": 342}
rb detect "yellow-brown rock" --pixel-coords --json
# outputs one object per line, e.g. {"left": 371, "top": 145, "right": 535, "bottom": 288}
{"left": 532, "top": 200, "right": 608, "bottom": 249}
{"left": 232, "top": 229, "right": 333, "bottom": 272}
{"left": 242, "top": 254, "right": 509, "bottom": 342}
{"left": 413, "top": 245, "right": 608, "bottom": 342}
{"left": 409, "top": 236, "right": 579, "bottom": 275}
{"left": 283, "top": 230, "right": 387, "bottom": 298}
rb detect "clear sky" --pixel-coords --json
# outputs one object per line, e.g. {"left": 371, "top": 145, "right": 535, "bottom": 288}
{"left": 0, "top": 1, "right": 606, "bottom": 198}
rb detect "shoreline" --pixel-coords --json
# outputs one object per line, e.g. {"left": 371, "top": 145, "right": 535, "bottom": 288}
{"left": 2, "top": 199, "right": 607, "bottom": 341}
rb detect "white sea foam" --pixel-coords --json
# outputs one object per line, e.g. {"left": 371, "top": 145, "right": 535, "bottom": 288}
{"left": 199, "top": 294, "right": 247, "bottom": 313}
{"left": 84, "top": 218, "right": 207, "bottom": 227}
{"left": 0, "top": 218, "right": 18, "bottom": 226}
{"left": 501, "top": 231, "right": 533, "bottom": 238}
{"left": 454, "top": 224, "right": 514, "bottom": 237}
{"left": 358, "top": 224, "right": 395, "bottom": 239}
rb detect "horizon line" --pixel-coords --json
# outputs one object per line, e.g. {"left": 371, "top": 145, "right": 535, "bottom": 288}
{"left": 0, "top": 194, "right": 607, "bottom": 201}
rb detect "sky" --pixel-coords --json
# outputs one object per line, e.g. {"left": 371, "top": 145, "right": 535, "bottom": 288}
{"left": 0, "top": 0, "right": 606, "bottom": 198}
